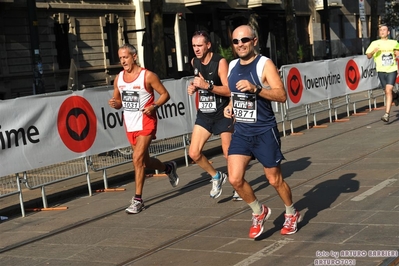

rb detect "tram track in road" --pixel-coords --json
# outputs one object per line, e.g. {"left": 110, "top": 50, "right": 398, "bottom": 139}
{"left": 120, "top": 119, "right": 399, "bottom": 266}
{"left": 1, "top": 116, "right": 398, "bottom": 264}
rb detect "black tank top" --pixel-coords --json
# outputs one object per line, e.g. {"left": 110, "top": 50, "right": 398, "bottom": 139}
{"left": 193, "top": 54, "right": 230, "bottom": 119}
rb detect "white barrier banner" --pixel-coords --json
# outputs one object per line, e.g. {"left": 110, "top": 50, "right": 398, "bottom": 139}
{"left": 0, "top": 56, "right": 380, "bottom": 176}
{"left": 282, "top": 55, "right": 379, "bottom": 107}
{"left": 341, "top": 55, "right": 380, "bottom": 94}
{"left": 0, "top": 81, "right": 193, "bottom": 176}
{"left": 156, "top": 78, "right": 194, "bottom": 138}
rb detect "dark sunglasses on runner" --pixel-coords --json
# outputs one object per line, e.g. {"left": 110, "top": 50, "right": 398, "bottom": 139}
{"left": 232, "top": 37, "right": 254, "bottom": 44}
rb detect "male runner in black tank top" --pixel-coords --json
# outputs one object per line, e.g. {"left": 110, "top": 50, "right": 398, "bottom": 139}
{"left": 187, "top": 30, "right": 239, "bottom": 200}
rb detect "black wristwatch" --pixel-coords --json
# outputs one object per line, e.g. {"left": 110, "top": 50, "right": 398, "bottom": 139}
{"left": 207, "top": 80, "right": 214, "bottom": 91}
{"left": 255, "top": 85, "right": 262, "bottom": 96}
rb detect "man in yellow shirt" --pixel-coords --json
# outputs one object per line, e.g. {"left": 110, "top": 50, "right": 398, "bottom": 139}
{"left": 366, "top": 24, "right": 399, "bottom": 122}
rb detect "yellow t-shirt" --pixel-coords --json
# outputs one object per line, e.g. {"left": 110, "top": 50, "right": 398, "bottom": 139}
{"left": 365, "top": 39, "right": 398, "bottom": 73}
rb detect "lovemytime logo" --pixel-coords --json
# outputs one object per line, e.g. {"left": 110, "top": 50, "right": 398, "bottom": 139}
{"left": 345, "top": 59, "right": 360, "bottom": 91}
{"left": 286, "top": 67, "right": 304, "bottom": 104}
{"left": 57, "top": 96, "right": 97, "bottom": 153}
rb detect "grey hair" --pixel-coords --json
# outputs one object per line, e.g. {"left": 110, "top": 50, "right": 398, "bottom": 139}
{"left": 119, "top": 43, "right": 137, "bottom": 55}
{"left": 119, "top": 43, "right": 140, "bottom": 66}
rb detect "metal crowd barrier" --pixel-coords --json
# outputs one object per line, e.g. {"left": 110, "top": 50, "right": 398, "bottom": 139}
{"left": 283, "top": 88, "right": 386, "bottom": 135}
{"left": 285, "top": 104, "right": 310, "bottom": 135}
{"left": 369, "top": 88, "right": 386, "bottom": 109}
{"left": 331, "top": 95, "right": 350, "bottom": 121}
{"left": 349, "top": 90, "right": 373, "bottom": 114}
{"left": 89, "top": 134, "right": 191, "bottom": 190}
{"left": 0, "top": 174, "right": 25, "bottom": 217}
{"left": 308, "top": 99, "right": 332, "bottom": 126}
{"left": 21, "top": 157, "right": 90, "bottom": 213}
{"left": 0, "top": 87, "right": 386, "bottom": 218}
{"left": 88, "top": 133, "right": 225, "bottom": 190}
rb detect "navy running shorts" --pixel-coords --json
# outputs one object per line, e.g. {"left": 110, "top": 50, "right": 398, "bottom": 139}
{"left": 228, "top": 126, "right": 284, "bottom": 168}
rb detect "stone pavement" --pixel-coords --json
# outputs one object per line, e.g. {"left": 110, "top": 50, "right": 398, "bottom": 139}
{"left": 0, "top": 103, "right": 398, "bottom": 266}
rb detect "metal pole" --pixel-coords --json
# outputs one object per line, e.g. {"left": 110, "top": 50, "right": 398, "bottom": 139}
{"left": 323, "top": 0, "right": 332, "bottom": 59}
{"left": 358, "top": 0, "right": 367, "bottom": 54}
{"left": 27, "top": 0, "right": 45, "bottom": 94}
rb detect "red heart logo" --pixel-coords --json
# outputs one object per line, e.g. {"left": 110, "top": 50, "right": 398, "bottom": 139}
{"left": 348, "top": 68, "right": 356, "bottom": 83}
{"left": 68, "top": 114, "right": 87, "bottom": 136}
{"left": 292, "top": 79, "right": 299, "bottom": 89}
{"left": 290, "top": 77, "right": 300, "bottom": 96}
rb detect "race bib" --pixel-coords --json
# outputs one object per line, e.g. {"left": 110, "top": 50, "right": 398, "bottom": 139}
{"left": 381, "top": 53, "right": 394, "bottom": 67}
{"left": 198, "top": 90, "right": 217, "bottom": 113}
{"left": 231, "top": 92, "right": 257, "bottom": 123}
{"left": 122, "top": 90, "right": 140, "bottom": 111}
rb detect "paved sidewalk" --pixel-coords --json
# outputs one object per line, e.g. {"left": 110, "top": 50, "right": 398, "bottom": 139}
{"left": 0, "top": 103, "right": 398, "bottom": 266}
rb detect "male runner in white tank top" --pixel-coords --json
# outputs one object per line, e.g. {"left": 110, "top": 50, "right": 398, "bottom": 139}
{"left": 108, "top": 44, "right": 179, "bottom": 214}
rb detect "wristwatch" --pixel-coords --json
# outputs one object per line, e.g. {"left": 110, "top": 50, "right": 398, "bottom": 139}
{"left": 207, "top": 80, "right": 214, "bottom": 91}
{"left": 152, "top": 103, "right": 159, "bottom": 110}
{"left": 255, "top": 85, "right": 262, "bottom": 96}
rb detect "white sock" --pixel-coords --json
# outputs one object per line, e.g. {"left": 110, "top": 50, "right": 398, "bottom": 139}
{"left": 249, "top": 199, "right": 262, "bottom": 215}
{"left": 285, "top": 204, "right": 296, "bottom": 215}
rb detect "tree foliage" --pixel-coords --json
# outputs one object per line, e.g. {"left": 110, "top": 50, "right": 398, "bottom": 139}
{"left": 383, "top": 0, "right": 399, "bottom": 28}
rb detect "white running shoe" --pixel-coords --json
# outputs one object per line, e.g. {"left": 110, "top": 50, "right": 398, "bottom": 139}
{"left": 232, "top": 190, "right": 243, "bottom": 201}
{"left": 210, "top": 172, "right": 227, "bottom": 198}
{"left": 125, "top": 199, "right": 145, "bottom": 214}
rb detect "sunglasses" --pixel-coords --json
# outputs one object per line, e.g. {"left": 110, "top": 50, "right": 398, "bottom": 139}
{"left": 232, "top": 37, "right": 254, "bottom": 44}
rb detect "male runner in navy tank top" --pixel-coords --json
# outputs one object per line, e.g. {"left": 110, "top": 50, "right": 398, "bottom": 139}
{"left": 187, "top": 31, "right": 239, "bottom": 200}
{"left": 224, "top": 25, "right": 302, "bottom": 239}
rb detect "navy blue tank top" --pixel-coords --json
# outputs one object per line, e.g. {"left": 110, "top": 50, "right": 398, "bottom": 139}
{"left": 228, "top": 55, "right": 276, "bottom": 136}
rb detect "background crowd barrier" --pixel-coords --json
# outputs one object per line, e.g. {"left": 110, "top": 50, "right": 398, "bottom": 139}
{"left": 0, "top": 174, "right": 24, "bottom": 217}
{"left": 89, "top": 135, "right": 191, "bottom": 187}
{"left": 0, "top": 55, "right": 386, "bottom": 217}
{"left": 331, "top": 95, "right": 350, "bottom": 122}
{"left": 21, "top": 157, "right": 91, "bottom": 212}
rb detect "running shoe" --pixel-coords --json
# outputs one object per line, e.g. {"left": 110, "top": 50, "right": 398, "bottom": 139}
{"left": 125, "top": 199, "right": 145, "bottom": 214}
{"left": 249, "top": 205, "right": 271, "bottom": 239}
{"left": 280, "top": 210, "right": 302, "bottom": 235}
{"left": 210, "top": 172, "right": 227, "bottom": 198}
{"left": 165, "top": 161, "right": 179, "bottom": 187}
{"left": 232, "top": 190, "right": 243, "bottom": 201}
{"left": 381, "top": 113, "right": 389, "bottom": 122}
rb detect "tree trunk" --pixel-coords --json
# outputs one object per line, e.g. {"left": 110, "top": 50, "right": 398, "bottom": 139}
{"left": 284, "top": 0, "right": 297, "bottom": 63}
{"left": 150, "top": 0, "right": 167, "bottom": 78}
{"left": 370, "top": 0, "right": 378, "bottom": 42}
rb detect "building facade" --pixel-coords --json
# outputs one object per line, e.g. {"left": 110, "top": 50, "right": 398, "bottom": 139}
{"left": 0, "top": 0, "right": 385, "bottom": 99}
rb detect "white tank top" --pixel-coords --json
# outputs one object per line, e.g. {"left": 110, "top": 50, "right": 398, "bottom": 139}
{"left": 117, "top": 69, "right": 155, "bottom": 132}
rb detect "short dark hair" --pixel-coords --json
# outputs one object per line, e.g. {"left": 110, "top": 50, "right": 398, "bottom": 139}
{"left": 192, "top": 30, "right": 211, "bottom": 43}
{"left": 379, "top": 23, "right": 390, "bottom": 30}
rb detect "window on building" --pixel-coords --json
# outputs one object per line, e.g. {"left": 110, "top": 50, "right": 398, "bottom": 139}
{"left": 54, "top": 22, "right": 71, "bottom": 69}
{"left": 105, "top": 22, "right": 119, "bottom": 65}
